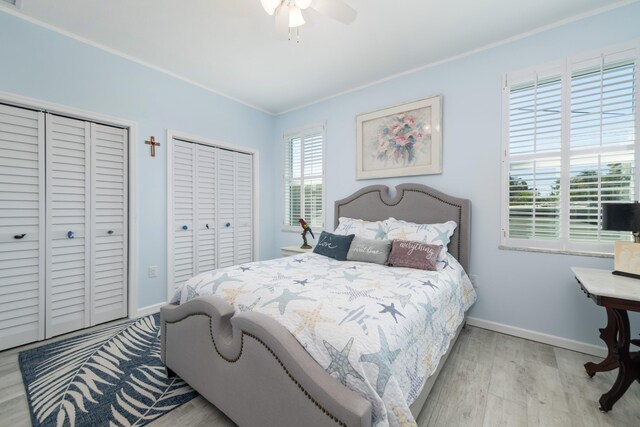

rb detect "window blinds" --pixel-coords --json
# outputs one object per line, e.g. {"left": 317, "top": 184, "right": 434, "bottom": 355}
{"left": 284, "top": 126, "right": 324, "bottom": 229}
{"left": 569, "top": 59, "right": 636, "bottom": 244}
{"left": 507, "top": 75, "right": 562, "bottom": 241}
{"left": 504, "top": 46, "right": 637, "bottom": 252}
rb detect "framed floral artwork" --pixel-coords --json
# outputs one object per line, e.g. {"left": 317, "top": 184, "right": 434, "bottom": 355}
{"left": 356, "top": 96, "right": 442, "bottom": 179}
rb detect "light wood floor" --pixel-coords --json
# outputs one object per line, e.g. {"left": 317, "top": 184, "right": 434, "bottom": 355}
{"left": 2, "top": 325, "right": 640, "bottom": 427}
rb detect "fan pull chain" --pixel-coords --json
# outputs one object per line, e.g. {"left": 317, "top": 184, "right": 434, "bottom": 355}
{"left": 287, "top": 26, "right": 301, "bottom": 43}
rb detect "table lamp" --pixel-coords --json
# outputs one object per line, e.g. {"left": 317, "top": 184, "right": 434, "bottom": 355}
{"left": 602, "top": 202, "right": 640, "bottom": 279}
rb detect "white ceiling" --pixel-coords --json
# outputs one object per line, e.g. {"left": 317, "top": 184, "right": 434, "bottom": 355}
{"left": 7, "top": 0, "right": 632, "bottom": 113}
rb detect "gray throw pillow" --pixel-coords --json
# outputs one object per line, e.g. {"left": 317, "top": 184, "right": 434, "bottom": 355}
{"left": 346, "top": 236, "right": 392, "bottom": 265}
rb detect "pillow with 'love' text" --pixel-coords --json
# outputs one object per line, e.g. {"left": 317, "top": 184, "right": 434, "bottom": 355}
{"left": 313, "top": 231, "right": 354, "bottom": 261}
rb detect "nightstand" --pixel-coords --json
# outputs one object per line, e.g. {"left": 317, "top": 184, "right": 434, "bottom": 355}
{"left": 572, "top": 267, "right": 640, "bottom": 412}
{"left": 280, "top": 245, "right": 314, "bottom": 257}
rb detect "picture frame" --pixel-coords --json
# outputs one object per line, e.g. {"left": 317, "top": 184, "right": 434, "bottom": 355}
{"left": 356, "top": 96, "right": 442, "bottom": 180}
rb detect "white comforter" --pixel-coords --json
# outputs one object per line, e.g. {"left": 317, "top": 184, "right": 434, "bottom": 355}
{"left": 173, "top": 252, "right": 476, "bottom": 427}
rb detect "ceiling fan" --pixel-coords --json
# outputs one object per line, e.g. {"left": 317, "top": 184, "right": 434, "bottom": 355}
{"left": 260, "top": 0, "right": 357, "bottom": 42}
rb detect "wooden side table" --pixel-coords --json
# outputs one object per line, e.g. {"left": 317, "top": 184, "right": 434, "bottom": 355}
{"left": 280, "top": 245, "right": 314, "bottom": 257}
{"left": 572, "top": 267, "right": 640, "bottom": 412}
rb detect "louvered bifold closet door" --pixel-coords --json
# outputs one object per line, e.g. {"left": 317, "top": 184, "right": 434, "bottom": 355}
{"left": 90, "top": 124, "right": 128, "bottom": 325}
{"left": 217, "top": 149, "right": 236, "bottom": 268}
{"left": 196, "top": 144, "right": 216, "bottom": 274}
{"left": 0, "top": 105, "right": 45, "bottom": 350}
{"left": 45, "top": 114, "right": 91, "bottom": 338}
{"left": 235, "top": 152, "right": 253, "bottom": 264}
{"left": 172, "top": 140, "right": 196, "bottom": 290}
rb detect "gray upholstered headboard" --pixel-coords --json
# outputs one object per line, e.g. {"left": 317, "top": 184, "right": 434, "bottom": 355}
{"left": 334, "top": 183, "right": 471, "bottom": 271}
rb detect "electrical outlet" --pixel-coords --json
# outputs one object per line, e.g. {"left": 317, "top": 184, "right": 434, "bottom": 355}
{"left": 469, "top": 274, "right": 478, "bottom": 288}
{"left": 148, "top": 265, "right": 157, "bottom": 278}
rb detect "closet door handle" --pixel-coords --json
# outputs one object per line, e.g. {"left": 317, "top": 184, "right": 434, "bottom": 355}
{"left": 107, "top": 230, "right": 114, "bottom": 235}
{"left": 14, "top": 234, "right": 26, "bottom": 240}
{"left": 182, "top": 225, "right": 188, "bottom": 230}
{"left": 205, "top": 224, "right": 209, "bottom": 229}
{"left": 67, "top": 231, "right": 75, "bottom": 239}
{"left": 225, "top": 222, "right": 231, "bottom": 228}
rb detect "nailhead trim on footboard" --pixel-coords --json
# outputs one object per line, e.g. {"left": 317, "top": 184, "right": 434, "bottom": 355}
{"left": 164, "top": 313, "right": 348, "bottom": 426}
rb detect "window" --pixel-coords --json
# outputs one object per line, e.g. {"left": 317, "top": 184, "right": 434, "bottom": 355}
{"left": 503, "top": 45, "right": 638, "bottom": 253}
{"left": 283, "top": 124, "right": 325, "bottom": 230}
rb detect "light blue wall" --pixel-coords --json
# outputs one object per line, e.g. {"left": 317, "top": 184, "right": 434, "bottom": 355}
{"left": 3, "top": 4, "right": 640, "bottom": 346}
{"left": 0, "top": 11, "right": 277, "bottom": 309}
{"left": 274, "top": 3, "right": 640, "bottom": 347}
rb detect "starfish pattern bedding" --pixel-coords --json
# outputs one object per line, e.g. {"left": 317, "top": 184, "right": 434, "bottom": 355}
{"left": 172, "top": 252, "right": 476, "bottom": 427}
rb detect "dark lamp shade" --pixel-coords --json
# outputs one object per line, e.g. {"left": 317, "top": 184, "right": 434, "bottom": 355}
{"left": 602, "top": 203, "right": 640, "bottom": 232}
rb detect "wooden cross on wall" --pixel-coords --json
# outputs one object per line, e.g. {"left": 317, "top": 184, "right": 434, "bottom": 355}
{"left": 145, "top": 136, "right": 160, "bottom": 157}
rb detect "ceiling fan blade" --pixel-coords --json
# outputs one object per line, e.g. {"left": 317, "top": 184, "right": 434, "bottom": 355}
{"left": 311, "top": 0, "right": 357, "bottom": 25}
{"left": 275, "top": 5, "right": 289, "bottom": 39}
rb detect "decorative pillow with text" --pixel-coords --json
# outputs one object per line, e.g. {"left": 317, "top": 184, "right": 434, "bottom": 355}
{"left": 387, "top": 239, "right": 442, "bottom": 271}
{"left": 313, "top": 231, "right": 355, "bottom": 261}
{"left": 346, "top": 236, "right": 392, "bottom": 265}
{"left": 385, "top": 218, "right": 457, "bottom": 267}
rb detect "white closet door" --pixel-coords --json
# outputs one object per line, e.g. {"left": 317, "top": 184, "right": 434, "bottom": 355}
{"left": 45, "top": 114, "right": 91, "bottom": 338}
{"left": 90, "top": 124, "right": 128, "bottom": 325}
{"left": 216, "top": 149, "right": 235, "bottom": 268}
{"left": 0, "top": 105, "right": 45, "bottom": 350}
{"left": 235, "top": 152, "right": 253, "bottom": 264}
{"left": 196, "top": 144, "right": 216, "bottom": 274}
{"left": 172, "top": 139, "right": 196, "bottom": 290}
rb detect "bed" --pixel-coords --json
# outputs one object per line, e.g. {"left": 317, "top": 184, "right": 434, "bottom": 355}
{"left": 161, "top": 183, "right": 474, "bottom": 427}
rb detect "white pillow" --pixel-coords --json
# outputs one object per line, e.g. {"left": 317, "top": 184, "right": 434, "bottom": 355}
{"left": 333, "top": 217, "right": 389, "bottom": 240}
{"left": 385, "top": 218, "right": 457, "bottom": 267}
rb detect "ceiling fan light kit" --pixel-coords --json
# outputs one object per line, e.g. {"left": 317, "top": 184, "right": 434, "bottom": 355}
{"left": 288, "top": 4, "right": 305, "bottom": 27}
{"left": 262, "top": 0, "right": 357, "bottom": 43}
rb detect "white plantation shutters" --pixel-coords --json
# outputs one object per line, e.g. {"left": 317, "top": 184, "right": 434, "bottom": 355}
{"left": 0, "top": 105, "right": 45, "bottom": 349}
{"left": 569, "top": 55, "right": 636, "bottom": 245}
{"left": 503, "top": 45, "right": 638, "bottom": 252}
{"left": 284, "top": 125, "right": 324, "bottom": 229}
{"left": 507, "top": 71, "right": 562, "bottom": 242}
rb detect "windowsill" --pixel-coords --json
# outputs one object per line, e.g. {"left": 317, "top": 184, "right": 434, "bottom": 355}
{"left": 499, "top": 245, "right": 613, "bottom": 259}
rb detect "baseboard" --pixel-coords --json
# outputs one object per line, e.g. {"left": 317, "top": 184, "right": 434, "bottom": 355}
{"left": 132, "top": 302, "right": 165, "bottom": 318}
{"left": 466, "top": 316, "right": 608, "bottom": 358}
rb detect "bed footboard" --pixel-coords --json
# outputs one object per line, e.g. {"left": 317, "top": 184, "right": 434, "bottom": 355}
{"left": 161, "top": 296, "right": 372, "bottom": 427}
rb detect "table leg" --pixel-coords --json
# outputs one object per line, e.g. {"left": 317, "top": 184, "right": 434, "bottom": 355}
{"left": 585, "top": 307, "right": 619, "bottom": 377}
{"left": 599, "top": 308, "right": 638, "bottom": 412}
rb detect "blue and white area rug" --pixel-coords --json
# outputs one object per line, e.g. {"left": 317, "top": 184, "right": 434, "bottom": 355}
{"left": 19, "top": 314, "right": 199, "bottom": 427}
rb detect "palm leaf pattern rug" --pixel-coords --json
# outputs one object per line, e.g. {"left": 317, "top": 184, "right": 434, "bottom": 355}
{"left": 19, "top": 314, "right": 199, "bottom": 427}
